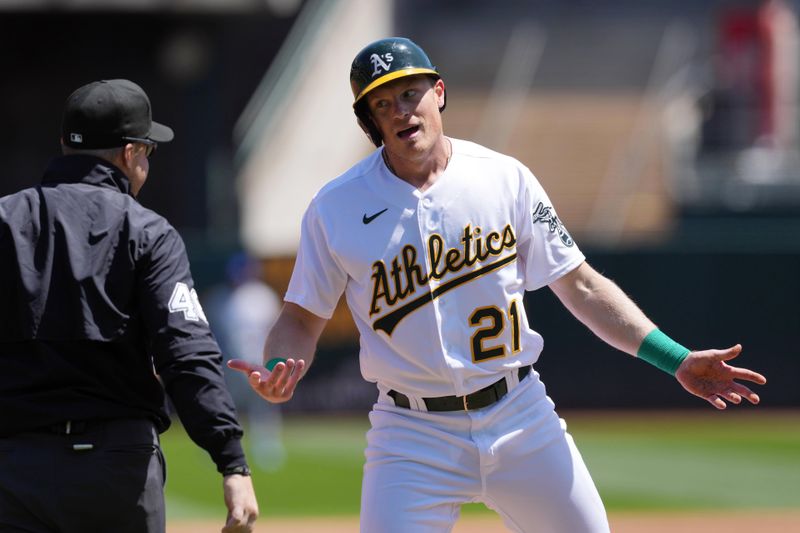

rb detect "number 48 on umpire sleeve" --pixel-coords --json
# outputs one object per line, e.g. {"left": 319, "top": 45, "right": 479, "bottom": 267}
{"left": 168, "top": 282, "right": 209, "bottom": 324}
{"left": 469, "top": 300, "right": 522, "bottom": 362}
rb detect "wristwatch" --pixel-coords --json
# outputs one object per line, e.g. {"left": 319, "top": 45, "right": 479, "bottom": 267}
{"left": 222, "top": 464, "right": 252, "bottom": 477}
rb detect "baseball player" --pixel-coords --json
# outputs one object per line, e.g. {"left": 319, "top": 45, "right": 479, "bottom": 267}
{"left": 230, "top": 37, "right": 766, "bottom": 532}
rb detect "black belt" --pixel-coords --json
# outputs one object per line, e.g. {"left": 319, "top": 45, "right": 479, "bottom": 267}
{"left": 389, "top": 365, "right": 532, "bottom": 412}
{"left": 34, "top": 418, "right": 153, "bottom": 436}
{"left": 43, "top": 420, "right": 89, "bottom": 435}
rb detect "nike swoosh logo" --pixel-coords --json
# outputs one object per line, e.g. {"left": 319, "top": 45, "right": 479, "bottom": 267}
{"left": 362, "top": 208, "right": 388, "bottom": 225}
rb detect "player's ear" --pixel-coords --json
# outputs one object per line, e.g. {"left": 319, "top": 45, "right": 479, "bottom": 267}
{"left": 434, "top": 79, "right": 446, "bottom": 112}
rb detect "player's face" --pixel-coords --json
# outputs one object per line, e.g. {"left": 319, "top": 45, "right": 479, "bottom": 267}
{"left": 366, "top": 75, "right": 446, "bottom": 160}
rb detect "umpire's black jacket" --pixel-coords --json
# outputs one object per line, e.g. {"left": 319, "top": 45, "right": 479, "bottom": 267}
{"left": 0, "top": 154, "right": 246, "bottom": 473}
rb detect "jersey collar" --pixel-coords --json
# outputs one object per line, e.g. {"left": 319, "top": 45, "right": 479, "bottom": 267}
{"left": 41, "top": 155, "right": 132, "bottom": 196}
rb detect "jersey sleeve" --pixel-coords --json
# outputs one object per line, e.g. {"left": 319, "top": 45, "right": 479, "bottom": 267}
{"left": 516, "top": 166, "right": 585, "bottom": 291}
{"left": 284, "top": 198, "right": 348, "bottom": 318}
{"left": 136, "top": 218, "right": 246, "bottom": 473}
{"left": 136, "top": 220, "right": 219, "bottom": 356}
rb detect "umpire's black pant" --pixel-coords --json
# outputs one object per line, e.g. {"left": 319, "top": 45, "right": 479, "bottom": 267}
{"left": 0, "top": 418, "right": 165, "bottom": 533}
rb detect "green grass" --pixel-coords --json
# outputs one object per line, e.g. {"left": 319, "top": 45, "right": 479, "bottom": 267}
{"left": 162, "top": 410, "right": 800, "bottom": 519}
{"left": 567, "top": 410, "right": 800, "bottom": 510}
{"left": 162, "top": 416, "right": 368, "bottom": 519}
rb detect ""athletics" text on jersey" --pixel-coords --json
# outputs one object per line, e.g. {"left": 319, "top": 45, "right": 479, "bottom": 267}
{"left": 368, "top": 224, "right": 517, "bottom": 334}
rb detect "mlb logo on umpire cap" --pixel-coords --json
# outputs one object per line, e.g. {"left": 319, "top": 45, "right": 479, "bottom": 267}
{"left": 61, "top": 79, "right": 173, "bottom": 150}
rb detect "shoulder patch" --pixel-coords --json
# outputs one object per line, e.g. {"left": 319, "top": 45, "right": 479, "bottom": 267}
{"left": 532, "top": 202, "right": 574, "bottom": 247}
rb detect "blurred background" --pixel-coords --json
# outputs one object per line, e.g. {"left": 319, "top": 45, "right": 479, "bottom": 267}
{"left": 2, "top": 0, "right": 795, "bottom": 409}
{"left": 1, "top": 0, "right": 798, "bottom": 524}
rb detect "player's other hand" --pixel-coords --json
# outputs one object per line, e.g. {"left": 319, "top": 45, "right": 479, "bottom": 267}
{"left": 675, "top": 344, "right": 767, "bottom": 410}
{"left": 227, "top": 358, "right": 306, "bottom": 404}
{"left": 221, "top": 473, "right": 258, "bottom": 533}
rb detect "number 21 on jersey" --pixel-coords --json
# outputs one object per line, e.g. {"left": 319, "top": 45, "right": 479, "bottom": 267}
{"left": 469, "top": 300, "right": 522, "bottom": 362}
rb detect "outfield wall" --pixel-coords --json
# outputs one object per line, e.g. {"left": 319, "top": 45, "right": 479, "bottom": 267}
{"left": 530, "top": 247, "right": 798, "bottom": 408}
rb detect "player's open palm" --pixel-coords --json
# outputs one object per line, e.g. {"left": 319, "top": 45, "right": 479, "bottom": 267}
{"left": 675, "top": 344, "right": 766, "bottom": 410}
{"left": 227, "top": 358, "right": 306, "bottom": 404}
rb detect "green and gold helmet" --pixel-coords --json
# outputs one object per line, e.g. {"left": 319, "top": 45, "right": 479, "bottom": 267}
{"left": 350, "top": 37, "right": 440, "bottom": 105}
{"left": 349, "top": 37, "right": 446, "bottom": 146}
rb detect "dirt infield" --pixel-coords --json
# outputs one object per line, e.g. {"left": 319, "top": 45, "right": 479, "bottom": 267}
{"left": 169, "top": 510, "right": 800, "bottom": 532}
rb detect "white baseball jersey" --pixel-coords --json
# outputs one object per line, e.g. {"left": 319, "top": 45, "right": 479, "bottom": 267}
{"left": 285, "top": 138, "right": 585, "bottom": 398}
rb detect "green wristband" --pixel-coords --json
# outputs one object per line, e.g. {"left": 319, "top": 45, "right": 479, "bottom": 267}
{"left": 265, "top": 357, "right": 287, "bottom": 371}
{"left": 637, "top": 329, "right": 690, "bottom": 375}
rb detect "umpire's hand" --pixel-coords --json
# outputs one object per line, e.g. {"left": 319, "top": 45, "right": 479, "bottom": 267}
{"left": 675, "top": 344, "right": 767, "bottom": 410}
{"left": 222, "top": 473, "right": 259, "bottom": 532}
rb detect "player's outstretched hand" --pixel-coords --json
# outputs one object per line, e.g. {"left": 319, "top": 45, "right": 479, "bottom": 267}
{"left": 221, "top": 473, "right": 258, "bottom": 533}
{"left": 227, "top": 358, "right": 306, "bottom": 403}
{"left": 675, "top": 344, "right": 767, "bottom": 410}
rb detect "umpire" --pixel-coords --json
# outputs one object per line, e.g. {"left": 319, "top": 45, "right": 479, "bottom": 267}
{"left": 0, "top": 79, "right": 258, "bottom": 532}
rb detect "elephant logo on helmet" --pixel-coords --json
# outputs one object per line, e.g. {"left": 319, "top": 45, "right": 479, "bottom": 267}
{"left": 370, "top": 52, "right": 394, "bottom": 77}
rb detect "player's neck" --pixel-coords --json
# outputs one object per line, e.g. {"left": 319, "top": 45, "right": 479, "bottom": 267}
{"left": 382, "top": 137, "right": 452, "bottom": 192}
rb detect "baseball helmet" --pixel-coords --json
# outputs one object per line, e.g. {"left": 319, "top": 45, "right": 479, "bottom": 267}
{"left": 350, "top": 37, "right": 446, "bottom": 146}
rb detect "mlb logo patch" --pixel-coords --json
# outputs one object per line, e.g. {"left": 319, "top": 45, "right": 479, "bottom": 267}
{"left": 69, "top": 133, "right": 83, "bottom": 143}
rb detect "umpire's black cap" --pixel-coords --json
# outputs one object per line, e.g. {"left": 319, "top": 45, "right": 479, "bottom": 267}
{"left": 62, "top": 79, "right": 174, "bottom": 149}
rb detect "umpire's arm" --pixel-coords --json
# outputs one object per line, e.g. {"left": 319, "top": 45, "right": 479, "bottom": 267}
{"left": 137, "top": 220, "right": 258, "bottom": 530}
